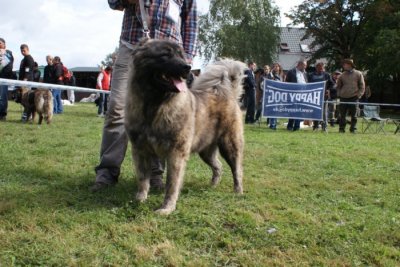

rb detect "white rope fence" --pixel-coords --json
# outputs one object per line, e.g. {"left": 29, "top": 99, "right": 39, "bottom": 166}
{"left": 325, "top": 100, "right": 400, "bottom": 107}
{"left": 0, "top": 78, "right": 110, "bottom": 94}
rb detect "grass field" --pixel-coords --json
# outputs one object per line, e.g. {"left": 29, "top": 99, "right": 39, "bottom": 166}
{"left": 0, "top": 102, "right": 399, "bottom": 266}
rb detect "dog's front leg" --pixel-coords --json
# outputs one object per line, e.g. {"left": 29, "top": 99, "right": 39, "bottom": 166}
{"left": 132, "top": 151, "right": 152, "bottom": 202}
{"left": 156, "top": 153, "right": 188, "bottom": 215}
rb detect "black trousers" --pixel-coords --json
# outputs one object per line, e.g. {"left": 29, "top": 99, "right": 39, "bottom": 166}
{"left": 245, "top": 88, "right": 256, "bottom": 123}
{"left": 339, "top": 97, "right": 358, "bottom": 131}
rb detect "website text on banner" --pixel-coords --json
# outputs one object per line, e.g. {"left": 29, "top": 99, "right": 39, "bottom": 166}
{"left": 262, "top": 80, "right": 326, "bottom": 120}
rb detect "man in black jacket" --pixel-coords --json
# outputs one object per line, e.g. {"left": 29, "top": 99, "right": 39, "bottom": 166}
{"left": 285, "top": 59, "right": 308, "bottom": 131}
{"left": 43, "top": 55, "right": 54, "bottom": 84}
{"left": 0, "top": 37, "right": 14, "bottom": 121}
{"left": 308, "top": 62, "right": 334, "bottom": 131}
{"left": 19, "top": 44, "right": 36, "bottom": 121}
{"left": 244, "top": 61, "right": 257, "bottom": 124}
{"left": 19, "top": 44, "right": 35, "bottom": 81}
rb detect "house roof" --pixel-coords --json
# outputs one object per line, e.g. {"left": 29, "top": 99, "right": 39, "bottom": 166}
{"left": 278, "top": 27, "right": 315, "bottom": 71}
{"left": 69, "top": 67, "right": 101, "bottom": 72}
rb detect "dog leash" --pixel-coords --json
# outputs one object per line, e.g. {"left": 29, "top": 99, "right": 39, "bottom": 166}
{"left": 139, "top": 0, "right": 150, "bottom": 39}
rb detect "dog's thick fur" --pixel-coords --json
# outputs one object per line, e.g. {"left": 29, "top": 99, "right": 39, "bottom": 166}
{"left": 14, "top": 88, "right": 53, "bottom": 124}
{"left": 125, "top": 40, "right": 246, "bottom": 215}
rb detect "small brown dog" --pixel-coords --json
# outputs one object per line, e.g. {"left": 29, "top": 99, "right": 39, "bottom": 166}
{"left": 14, "top": 88, "right": 53, "bottom": 124}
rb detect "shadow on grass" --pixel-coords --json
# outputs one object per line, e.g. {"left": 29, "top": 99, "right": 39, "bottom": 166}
{"left": 0, "top": 165, "right": 214, "bottom": 215}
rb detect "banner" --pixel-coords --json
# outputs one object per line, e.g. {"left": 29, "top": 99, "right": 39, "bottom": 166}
{"left": 262, "top": 79, "right": 326, "bottom": 120}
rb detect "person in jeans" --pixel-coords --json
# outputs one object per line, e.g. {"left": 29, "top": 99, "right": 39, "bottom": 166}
{"left": 328, "top": 70, "right": 341, "bottom": 126}
{"left": 308, "top": 62, "right": 334, "bottom": 132}
{"left": 90, "top": 0, "right": 198, "bottom": 192}
{"left": 268, "top": 63, "right": 284, "bottom": 130}
{"left": 96, "top": 66, "right": 112, "bottom": 117}
{"left": 336, "top": 59, "right": 365, "bottom": 133}
{"left": 0, "top": 37, "right": 14, "bottom": 121}
{"left": 285, "top": 59, "right": 308, "bottom": 131}
{"left": 51, "top": 56, "right": 64, "bottom": 114}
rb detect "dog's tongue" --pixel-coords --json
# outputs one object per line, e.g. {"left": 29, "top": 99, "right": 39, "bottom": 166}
{"left": 173, "top": 79, "right": 186, "bottom": 92}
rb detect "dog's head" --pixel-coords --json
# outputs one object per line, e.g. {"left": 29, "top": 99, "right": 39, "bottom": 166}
{"left": 133, "top": 39, "right": 191, "bottom": 93}
{"left": 13, "top": 87, "right": 29, "bottom": 104}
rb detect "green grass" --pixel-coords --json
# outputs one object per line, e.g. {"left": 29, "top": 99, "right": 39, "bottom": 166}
{"left": 0, "top": 102, "right": 399, "bottom": 266}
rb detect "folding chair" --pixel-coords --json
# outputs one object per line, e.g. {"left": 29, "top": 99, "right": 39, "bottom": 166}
{"left": 361, "top": 105, "right": 388, "bottom": 134}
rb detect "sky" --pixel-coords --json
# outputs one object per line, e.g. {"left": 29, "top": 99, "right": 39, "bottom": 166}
{"left": 0, "top": 0, "right": 303, "bottom": 70}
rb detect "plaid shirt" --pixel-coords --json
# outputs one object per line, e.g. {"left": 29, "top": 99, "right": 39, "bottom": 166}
{"left": 108, "top": 0, "right": 198, "bottom": 59}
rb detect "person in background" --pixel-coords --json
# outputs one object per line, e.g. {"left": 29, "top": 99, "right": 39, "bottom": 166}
{"left": 328, "top": 70, "right": 341, "bottom": 126}
{"left": 19, "top": 44, "right": 35, "bottom": 82}
{"left": 19, "top": 44, "right": 35, "bottom": 121}
{"left": 308, "top": 62, "right": 334, "bottom": 131}
{"left": 285, "top": 59, "right": 308, "bottom": 131}
{"left": 51, "top": 56, "right": 64, "bottom": 114}
{"left": 0, "top": 37, "right": 14, "bottom": 121}
{"left": 268, "top": 63, "right": 284, "bottom": 130}
{"left": 244, "top": 61, "right": 257, "bottom": 124}
{"left": 254, "top": 67, "right": 266, "bottom": 123}
{"left": 336, "top": 59, "right": 365, "bottom": 133}
{"left": 43, "top": 55, "right": 53, "bottom": 84}
{"left": 67, "top": 71, "right": 76, "bottom": 104}
{"left": 32, "top": 61, "right": 41, "bottom": 90}
{"left": 96, "top": 66, "right": 112, "bottom": 117}
{"left": 90, "top": 0, "right": 198, "bottom": 192}
{"left": 33, "top": 62, "right": 41, "bottom": 82}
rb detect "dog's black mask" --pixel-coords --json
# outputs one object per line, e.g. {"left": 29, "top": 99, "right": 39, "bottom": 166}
{"left": 13, "top": 89, "right": 23, "bottom": 103}
{"left": 133, "top": 39, "right": 191, "bottom": 93}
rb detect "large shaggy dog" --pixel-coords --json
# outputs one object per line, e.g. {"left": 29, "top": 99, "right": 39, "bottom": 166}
{"left": 14, "top": 88, "right": 53, "bottom": 124}
{"left": 125, "top": 40, "right": 246, "bottom": 215}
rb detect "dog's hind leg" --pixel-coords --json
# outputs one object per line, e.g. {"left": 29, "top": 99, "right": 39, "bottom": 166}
{"left": 199, "top": 145, "right": 222, "bottom": 187}
{"left": 218, "top": 133, "right": 244, "bottom": 194}
{"left": 156, "top": 152, "right": 189, "bottom": 215}
{"left": 38, "top": 114, "right": 43, "bottom": 125}
{"left": 132, "top": 152, "right": 152, "bottom": 202}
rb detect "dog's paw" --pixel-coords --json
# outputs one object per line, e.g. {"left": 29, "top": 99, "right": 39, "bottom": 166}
{"left": 135, "top": 191, "right": 148, "bottom": 202}
{"left": 234, "top": 186, "right": 243, "bottom": 194}
{"left": 155, "top": 206, "right": 175, "bottom": 215}
{"left": 211, "top": 177, "right": 221, "bottom": 187}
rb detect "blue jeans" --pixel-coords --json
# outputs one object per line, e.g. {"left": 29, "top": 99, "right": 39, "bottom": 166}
{"left": 269, "top": 118, "right": 277, "bottom": 129}
{"left": 97, "top": 93, "right": 108, "bottom": 115}
{"left": 0, "top": 85, "right": 8, "bottom": 117}
{"left": 52, "top": 89, "right": 63, "bottom": 114}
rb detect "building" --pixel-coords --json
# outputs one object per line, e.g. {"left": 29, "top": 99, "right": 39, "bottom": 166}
{"left": 69, "top": 66, "right": 100, "bottom": 101}
{"left": 277, "top": 27, "right": 324, "bottom": 72}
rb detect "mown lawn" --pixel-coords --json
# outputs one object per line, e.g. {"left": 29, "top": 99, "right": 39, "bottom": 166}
{"left": 0, "top": 102, "right": 399, "bottom": 266}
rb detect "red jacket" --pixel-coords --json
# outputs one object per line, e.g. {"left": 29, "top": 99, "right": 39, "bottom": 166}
{"left": 96, "top": 70, "right": 111, "bottom": 91}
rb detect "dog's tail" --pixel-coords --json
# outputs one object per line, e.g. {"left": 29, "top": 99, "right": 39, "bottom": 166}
{"left": 191, "top": 59, "right": 247, "bottom": 99}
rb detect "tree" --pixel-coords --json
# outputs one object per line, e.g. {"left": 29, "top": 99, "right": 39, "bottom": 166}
{"left": 199, "top": 0, "right": 280, "bottom": 66}
{"left": 287, "top": 0, "right": 374, "bottom": 68}
{"left": 288, "top": 0, "right": 400, "bottom": 103}
{"left": 101, "top": 47, "right": 119, "bottom": 68}
{"left": 357, "top": 1, "right": 400, "bottom": 103}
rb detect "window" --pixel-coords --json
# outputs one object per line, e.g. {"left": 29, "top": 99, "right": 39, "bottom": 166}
{"left": 300, "top": 44, "right": 311, "bottom": 53}
{"left": 280, "top": 43, "right": 290, "bottom": 52}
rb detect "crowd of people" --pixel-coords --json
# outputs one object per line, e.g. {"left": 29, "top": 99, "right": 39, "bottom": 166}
{"left": 0, "top": 39, "right": 78, "bottom": 121}
{"left": 243, "top": 58, "right": 366, "bottom": 133}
